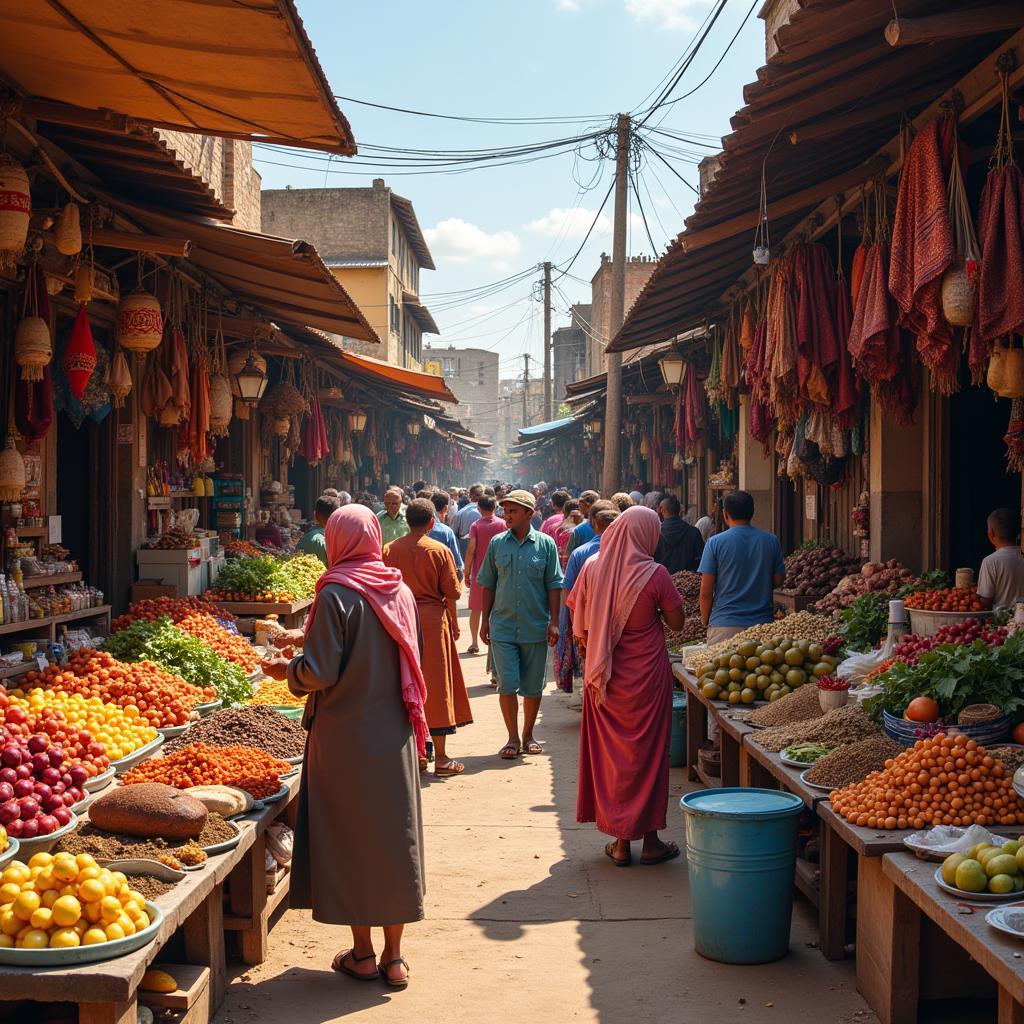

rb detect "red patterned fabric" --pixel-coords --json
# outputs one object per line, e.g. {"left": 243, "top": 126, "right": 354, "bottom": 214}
{"left": 61, "top": 305, "right": 96, "bottom": 400}
{"left": 795, "top": 243, "right": 838, "bottom": 405}
{"left": 976, "top": 162, "right": 1024, "bottom": 345}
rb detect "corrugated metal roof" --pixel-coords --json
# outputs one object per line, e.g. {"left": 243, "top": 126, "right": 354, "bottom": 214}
{"left": 609, "top": 0, "right": 1022, "bottom": 353}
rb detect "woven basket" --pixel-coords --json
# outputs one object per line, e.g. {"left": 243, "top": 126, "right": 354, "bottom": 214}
{"left": 116, "top": 290, "right": 163, "bottom": 353}
{"left": 106, "top": 350, "right": 132, "bottom": 409}
{"left": 208, "top": 374, "right": 232, "bottom": 436}
{"left": 73, "top": 264, "right": 94, "bottom": 305}
{"left": 55, "top": 203, "right": 81, "bottom": 257}
{"left": 997, "top": 348, "right": 1024, "bottom": 399}
{"left": 14, "top": 316, "right": 52, "bottom": 381}
{"left": 0, "top": 154, "right": 30, "bottom": 268}
{"left": 958, "top": 703, "right": 1002, "bottom": 725}
{"left": 0, "top": 441, "right": 26, "bottom": 502}
{"left": 941, "top": 262, "right": 976, "bottom": 326}
{"left": 883, "top": 708, "right": 1011, "bottom": 748}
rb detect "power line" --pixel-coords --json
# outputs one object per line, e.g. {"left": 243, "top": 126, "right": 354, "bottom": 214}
{"left": 638, "top": 136, "right": 700, "bottom": 194}
{"left": 629, "top": 166, "right": 660, "bottom": 255}
{"left": 550, "top": 176, "right": 616, "bottom": 284}
{"left": 333, "top": 93, "right": 612, "bottom": 126}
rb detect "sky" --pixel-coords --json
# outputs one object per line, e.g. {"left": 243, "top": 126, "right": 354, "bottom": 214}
{"left": 255, "top": 0, "right": 766, "bottom": 385}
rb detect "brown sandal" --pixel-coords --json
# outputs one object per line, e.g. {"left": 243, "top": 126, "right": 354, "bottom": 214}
{"left": 378, "top": 956, "right": 410, "bottom": 989}
{"left": 331, "top": 949, "right": 379, "bottom": 981}
{"left": 434, "top": 760, "right": 465, "bottom": 776}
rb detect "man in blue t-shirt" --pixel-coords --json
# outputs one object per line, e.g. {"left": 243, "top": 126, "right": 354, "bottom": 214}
{"left": 697, "top": 489, "right": 785, "bottom": 645}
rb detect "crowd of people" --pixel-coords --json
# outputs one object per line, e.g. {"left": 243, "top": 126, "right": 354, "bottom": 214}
{"left": 261, "top": 477, "right": 786, "bottom": 988}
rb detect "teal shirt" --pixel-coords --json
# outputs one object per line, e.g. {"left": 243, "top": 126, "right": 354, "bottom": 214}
{"left": 295, "top": 525, "right": 328, "bottom": 567}
{"left": 475, "top": 527, "right": 563, "bottom": 643}
{"left": 377, "top": 508, "right": 409, "bottom": 545}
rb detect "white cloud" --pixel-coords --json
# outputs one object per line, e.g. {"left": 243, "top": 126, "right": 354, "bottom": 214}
{"left": 424, "top": 218, "right": 521, "bottom": 271}
{"left": 625, "top": 0, "right": 711, "bottom": 31}
{"left": 525, "top": 207, "right": 613, "bottom": 239}
{"left": 556, "top": 0, "right": 581, "bottom": 9}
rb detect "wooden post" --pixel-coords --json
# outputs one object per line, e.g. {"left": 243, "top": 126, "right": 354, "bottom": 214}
{"left": 819, "top": 818, "right": 850, "bottom": 960}
{"left": 183, "top": 882, "right": 227, "bottom": 1012}
{"left": 543, "top": 261, "right": 552, "bottom": 422}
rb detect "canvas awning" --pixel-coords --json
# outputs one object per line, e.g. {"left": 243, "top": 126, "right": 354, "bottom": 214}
{"left": 1, "top": 0, "right": 356, "bottom": 155}
{"left": 402, "top": 292, "right": 440, "bottom": 335}
{"left": 333, "top": 350, "right": 457, "bottom": 404}
{"left": 608, "top": 1, "right": 1024, "bottom": 354}
{"left": 112, "top": 202, "right": 377, "bottom": 340}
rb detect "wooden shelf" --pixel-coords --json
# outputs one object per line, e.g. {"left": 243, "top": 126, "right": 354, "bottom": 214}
{"left": 795, "top": 856, "right": 821, "bottom": 907}
{"left": 23, "top": 571, "right": 82, "bottom": 589}
{"left": 0, "top": 661, "right": 34, "bottom": 681}
{"left": 0, "top": 604, "right": 111, "bottom": 637}
{"left": 10, "top": 527, "right": 46, "bottom": 537}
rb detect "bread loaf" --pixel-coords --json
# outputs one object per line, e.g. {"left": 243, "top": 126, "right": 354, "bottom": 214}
{"left": 89, "top": 783, "right": 208, "bottom": 839}
{"left": 184, "top": 785, "right": 252, "bottom": 817}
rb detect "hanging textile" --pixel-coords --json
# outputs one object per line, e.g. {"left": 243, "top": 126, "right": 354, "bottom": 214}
{"left": 720, "top": 310, "right": 741, "bottom": 407}
{"left": 15, "top": 364, "right": 53, "bottom": 440}
{"left": 888, "top": 114, "right": 963, "bottom": 393}
{"left": 61, "top": 305, "right": 97, "bottom": 400}
{"left": 794, "top": 242, "right": 838, "bottom": 405}
{"left": 1005, "top": 398, "right": 1024, "bottom": 473}
{"left": 765, "top": 253, "right": 800, "bottom": 427}
{"left": 834, "top": 211, "right": 860, "bottom": 430}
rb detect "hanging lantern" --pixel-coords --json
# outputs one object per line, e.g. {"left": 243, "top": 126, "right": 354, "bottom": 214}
{"left": 349, "top": 409, "right": 367, "bottom": 433}
{"left": 229, "top": 348, "right": 266, "bottom": 397}
{"left": 640, "top": 436, "right": 651, "bottom": 457}
{"left": 55, "top": 203, "right": 82, "bottom": 256}
{"left": 106, "top": 348, "right": 133, "bottom": 408}
{"left": 116, "top": 289, "right": 163, "bottom": 353}
{"left": 15, "top": 316, "right": 51, "bottom": 382}
{"left": 233, "top": 350, "right": 269, "bottom": 404}
{"left": 0, "top": 154, "right": 30, "bottom": 270}
{"left": 0, "top": 440, "right": 26, "bottom": 502}
{"left": 61, "top": 305, "right": 97, "bottom": 399}
{"left": 407, "top": 420, "right": 421, "bottom": 436}
{"left": 208, "top": 374, "right": 232, "bottom": 436}
{"left": 659, "top": 353, "right": 686, "bottom": 388}
{"left": 73, "top": 263, "right": 94, "bottom": 305}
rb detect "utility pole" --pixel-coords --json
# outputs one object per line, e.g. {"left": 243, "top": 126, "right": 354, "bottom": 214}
{"left": 602, "top": 112, "right": 630, "bottom": 496}
{"left": 522, "top": 353, "right": 530, "bottom": 428}
{"left": 543, "top": 260, "right": 552, "bottom": 422}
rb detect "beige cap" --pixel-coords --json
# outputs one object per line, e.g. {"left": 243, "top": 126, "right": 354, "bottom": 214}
{"left": 499, "top": 488, "right": 537, "bottom": 512}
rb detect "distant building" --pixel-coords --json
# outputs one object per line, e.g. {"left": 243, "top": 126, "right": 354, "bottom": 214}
{"left": 260, "top": 179, "right": 438, "bottom": 368}
{"left": 585, "top": 255, "right": 657, "bottom": 377}
{"left": 552, "top": 303, "right": 590, "bottom": 401}
{"left": 497, "top": 376, "right": 545, "bottom": 449}
{"left": 425, "top": 344, "right": 499, "bottom": 442}
{"left": 759, "top": 0, "right": 800, "bottom": 60}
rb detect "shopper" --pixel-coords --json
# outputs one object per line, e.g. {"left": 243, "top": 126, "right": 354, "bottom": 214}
{"left": 565, "top": 489, "right": 601, "bottom": 557}
{"left": 464, "top": 495, "right": 507, "bottom": 655}
{"left": 295, "top": 495, "right": 340, "bottom": 568}
{"left": 452, "top": 483, "right": 484, "bottom": 560}
{"left": 554, "top": 499, "right": 583, "bottom": 569}
{"left": 541, "top": 489, "right": 569, "bottom": 538}
{"left": 476, "top": 489, "right": 562, "bottom": 759}
{"left": 377, "top": 487, "right": 409, "bottom": 545}
{"left": 427, "top": 491, "right": 464, "bottom": 581}
{"left": 568, "top": 506, "right": 685, "bottom": 866}
{"left": 384, "top": 499, "right": 471, "bottom": 777}
{"left": 694, "top": 513, "right": 715, "bottom": 542}
{"left": 697, "top": 490, "right": 785, "bottom": 645}
{"left": 654, "top": 494, "right": 704, "bottom": 573}
{"left": 978, "top": 508, "right": 1024, "bottom": 610}
{"left": 261, "top": 504, "right": 427, "bottom": 989}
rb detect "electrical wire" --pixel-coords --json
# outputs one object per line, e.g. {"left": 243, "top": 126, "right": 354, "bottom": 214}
{"left": 333, "top": 93, "right": 612, "bottom": 126}
{"left": 638, "top": 136, "right": 700, "bottom": 194}
{"left": 550, "top": 176, "right": 616, "bottom": 284}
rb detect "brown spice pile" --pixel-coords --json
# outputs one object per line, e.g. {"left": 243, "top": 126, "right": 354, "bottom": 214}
{"left": 126, "top": 875, "right": 177, "bottom": 901}
{"left": 804, "top": 735, "right": 904, "bottom": 789}
{"left": 164, "top": 706, "right": 305, "bottom": 760}
{"left": 748, "top": 684, "right": 824, "bottom": 728}
{"left": 56, "top": 813, "right": 236, "bottom": 865}
{"left": 752, "top": 702, "right": 880, "bottom": 753}
{"left": 991, "top": 746, "right": 1024, "bottom": 776}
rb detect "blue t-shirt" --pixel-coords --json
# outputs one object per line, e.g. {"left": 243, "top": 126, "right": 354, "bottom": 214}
{"left": 562, "top": 535, "right": 601, "bottom": 593}
{"left": 697, "top": 525, "right": 785, "bottom": 627}
{"left": 428, "top": 522, "right": 464, "bottom": 575}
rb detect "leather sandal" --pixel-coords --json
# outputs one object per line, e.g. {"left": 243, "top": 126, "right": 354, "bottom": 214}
{"left": 331, "top": 949, "right": 379, "bottom": 981}
{"left": 378, "top": 956, "right": 410, "bottom": 989}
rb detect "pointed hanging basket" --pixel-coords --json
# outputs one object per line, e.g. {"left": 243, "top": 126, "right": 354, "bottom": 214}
{"left": 74, "top": 263, "right": 94, "bottom": 305}
{"left": 208, "top": 374, "right": 232, "bottom": 436}
{"left": 15, "top": 316, "right": 51, "bottom": 382}
{"left": 55, "top": 202, "right": 82, "bottom": 257}
{"left": 0, "top": 440, "right": 26, "bottom": 502}
{"left": 942, "top": 117, "right": 979, "bottom": 328}
{"left": 116, "top": 289, "right": 163, "bottom": 353}
{"left": 0, "top": 153, "right": 30, "bottom": 270}
{"left": 62, "top": 305, "right": 97, "bottom": 400}
{"left": 106, "top": 348, "right": 132, "bottom": 408}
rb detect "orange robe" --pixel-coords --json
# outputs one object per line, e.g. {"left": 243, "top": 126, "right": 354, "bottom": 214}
{"left": 383, "top": 533, "right": 472, "bottom": 734}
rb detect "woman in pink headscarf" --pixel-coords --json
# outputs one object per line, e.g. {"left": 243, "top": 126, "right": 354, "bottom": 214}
{"left": 567, "top": 506, "right": 685, "bottom": 867}
{"left": 261, "top": 504, "right": 427, "bottom": 989}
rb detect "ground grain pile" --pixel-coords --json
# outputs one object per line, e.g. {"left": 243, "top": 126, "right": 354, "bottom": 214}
{"left": 804, "top": 735, "right": 904, "bottom": 789}
{"left": 748, "top": 684, "right": 824, "bottom": 728}
{"left": 752, "top": 701, "right": 880, "bottom": 752}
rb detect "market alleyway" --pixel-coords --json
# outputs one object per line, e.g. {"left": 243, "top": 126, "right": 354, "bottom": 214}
{"left": 215, "top": 599, "right": 875, "bottom": 1024}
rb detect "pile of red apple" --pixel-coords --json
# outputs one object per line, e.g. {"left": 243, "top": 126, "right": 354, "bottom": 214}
{"left": 0, "top": 730, "right": 83, "bottom": 839}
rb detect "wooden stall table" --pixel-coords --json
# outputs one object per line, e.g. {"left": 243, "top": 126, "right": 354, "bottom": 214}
{"left": 0, "top": 771, "right": 301, "bottom": 1024}
{"left": 672, "top": 662, "right": 758, "bottom": 789}
{"left": 202, "top": 598, "right": 312, "bottom": 634}
{"left": 857, "top": 851, "right": 1024, "bottom": 1024}
{"left": 741, "top": 733, "right": 832, "bottom": 808}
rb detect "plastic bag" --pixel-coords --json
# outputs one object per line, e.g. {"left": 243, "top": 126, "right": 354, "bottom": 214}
{"left": 837, "top": 648, "right": 888, "bottom": 685}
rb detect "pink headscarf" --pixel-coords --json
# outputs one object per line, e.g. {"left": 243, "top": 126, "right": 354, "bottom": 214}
{"left": 571, "top": 506, "right": 661, "bottom": 705}
{"left": 305, "top": 505, "right": 428, "bottom": 755}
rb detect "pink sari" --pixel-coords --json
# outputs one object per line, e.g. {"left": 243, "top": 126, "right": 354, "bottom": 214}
{"left": 306, "top": 505, "right": 429, "bottom": 755}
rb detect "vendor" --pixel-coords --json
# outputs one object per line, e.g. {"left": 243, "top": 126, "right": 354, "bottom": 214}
{"left": 978, "top": 508, "right": 1024, "bottom": 611}
{"left": 296, "top": 496, "right": 340, "bottom": 568}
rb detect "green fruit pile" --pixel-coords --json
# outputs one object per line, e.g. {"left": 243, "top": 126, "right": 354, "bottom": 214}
{"left": 941, "top": 840, "right": 1024, "bottom": 895}
{"left": 696, "top": 637, "right": 840, "bottom": 705}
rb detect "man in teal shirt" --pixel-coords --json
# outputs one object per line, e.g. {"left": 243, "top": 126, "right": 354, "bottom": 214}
{"left": 295, "top": 495, "right": 339, "bottom": 567}
{"left": 477, "top": 489, "right": 562, "bottom": 760}
{"left": 377, "top": 487, "right": 409, "bottom": 546}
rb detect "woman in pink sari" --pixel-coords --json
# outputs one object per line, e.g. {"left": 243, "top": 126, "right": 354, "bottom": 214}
{"left": 568, "top": 505, "right": 685, "bottom": 866}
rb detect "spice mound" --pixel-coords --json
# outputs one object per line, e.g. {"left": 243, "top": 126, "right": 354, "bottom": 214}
{"left": 121, "top": 742, "right": 289, "bottom": 799}
{"left": 751, "top": 701, "right": 879, "bottom": 753}
{"left": 248, "top": 678, "right": 306, "bottom": 708}
{"left": 165, "top": 706, "right": 305, "bottom": 760}
{"left": 748, "top": 684, "right": 824, "bottom": 728}
{"left": 804, "top": 735, "right": 904, "bottom": 789}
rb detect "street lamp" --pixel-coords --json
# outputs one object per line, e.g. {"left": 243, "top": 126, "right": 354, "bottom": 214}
{"left": 407, "top": 420, "right": 421, "bottom": 436}
{"left": 659, "top": 353, "right": 687, "bottom": 388}
{"left": 349, "top": 410, "right": 367, "bottom": 433}
{"left": 234, "top": 348, "right": 269, "bottom": 405}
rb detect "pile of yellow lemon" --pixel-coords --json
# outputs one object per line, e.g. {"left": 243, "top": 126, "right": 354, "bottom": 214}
{"left": 0, "top": 853, "right": 152, "bottom": 949}
{"left": 11, "top": 688, "right": 158, "bottom": 762}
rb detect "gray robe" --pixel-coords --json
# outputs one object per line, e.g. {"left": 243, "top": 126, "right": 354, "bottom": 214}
{"left": 287, "top": 583, "right": 425, "bottom": 925}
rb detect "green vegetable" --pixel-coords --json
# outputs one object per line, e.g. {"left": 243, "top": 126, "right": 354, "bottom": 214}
{"left": 215, "top": 555, "right": 291, "bottom": 597}
{"left": 102, "top": 616, "right": 254, "bottom": 707}
{"left": 896, "top": 569, "right": 948, "bottom": 599}
{"left": 782, "top": 742, "right": 833, "bottom": 764}
{"left": 276, "top": 553, "right": 324, "bottom": 600}
{"left": 838, "top": 593, "right": 890, "bottom": 652}
{"left": 864, "top": 631, "right": 1024, "bottom": 723}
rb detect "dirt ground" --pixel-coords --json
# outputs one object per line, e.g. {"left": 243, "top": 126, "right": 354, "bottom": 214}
{"left": 216, "top": 600, "right": 877, "bottom": 1024}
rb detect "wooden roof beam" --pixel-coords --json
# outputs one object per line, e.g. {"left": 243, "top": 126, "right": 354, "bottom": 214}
{"left": 886, "top": 6, "right": 1024, "bottom": 48}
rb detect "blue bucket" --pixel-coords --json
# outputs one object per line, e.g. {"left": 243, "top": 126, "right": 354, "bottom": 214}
{"left": 680, "top": 788, "right": 803, "bottom": 964}
{"left": 669, "top": 691, "right": 687, "bottom": 767}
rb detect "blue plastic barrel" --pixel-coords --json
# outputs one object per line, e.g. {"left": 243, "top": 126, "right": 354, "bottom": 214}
{"left": 669, "top": 691, "right": 687, "bottom": 767}
{"left": 680, "top": 788, "right": 803, "bottom": 963}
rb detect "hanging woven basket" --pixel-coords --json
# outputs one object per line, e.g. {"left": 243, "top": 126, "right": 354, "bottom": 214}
{"left": 941, "top": 259, "right": 977, "bottom": 327}
{"left": 55, "top": 202, "right": 82, "bottom": 257}
{"left": 106, "top": 349, "right": 132, "bottom": 408}
{"left": 0, "top": 441, "right": 26, "bottom": 502}
{"left": 208, "top": 374, "right": 232, "bottom": 435}
{"left": 261, "top": 380, "right": 308, "bottom": 419}
{"left": 73, "top": 263, "right": 94, "bottom": 305}
{"left": 0, "top": 154, "right": 30, "bottom": 269}
{"left": 997, "top": 348, "right": 1024, "bottom": 399}
{"left": 116, "top": 290, "right": 163, "bottom": 353}
{"left": 15, "top": 316, "right": 52, "bottom": 382}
